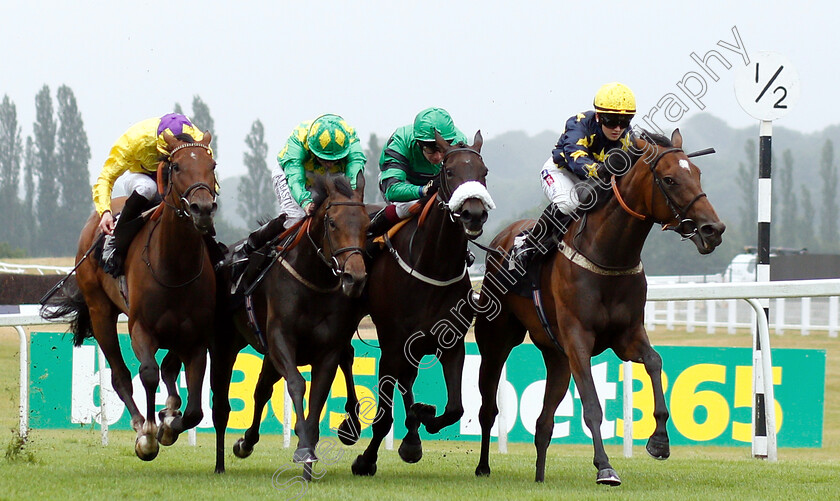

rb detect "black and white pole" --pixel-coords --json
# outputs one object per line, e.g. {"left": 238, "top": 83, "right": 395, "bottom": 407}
{"left": 735, "top": 51, "right": 799, "bottom": 461}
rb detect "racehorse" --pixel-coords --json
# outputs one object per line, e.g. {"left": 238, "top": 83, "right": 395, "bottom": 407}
{"left": 42, "top": 131, "right": 217, "bottom": 460}
{"left": 473, "top": 129, "right": 725, "bottom": 485}
{"left": 350, "top": 130, "right": 494, "bottom": 476}
{"left": 210, "top": 173, "right": 368, "bottom": 478}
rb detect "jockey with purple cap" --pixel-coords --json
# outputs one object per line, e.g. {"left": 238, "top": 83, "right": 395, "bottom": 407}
{"left": 93, "top": 113, "right": 216, "bottom": 276}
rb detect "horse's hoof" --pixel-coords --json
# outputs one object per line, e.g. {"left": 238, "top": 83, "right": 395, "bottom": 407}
{"left": 135, "top": 434, "right": 160, "bottom": 461}
{"left": 337, "top": 417, "right": 361, "bottom": 446}
{"left": 233, "top": 438, "right": 253, "bottom": 459}
{"left": 596, "top": 468, "right": 621, "bottom": 486}
{"left": 646, "top": 436, "right": 671, "bottom": 460}
{"left": 293, "top": 447, "right": 318, "bottom": 464}
{"left": 475, "top": 464, "right": 491, "bottom": 477}
{"left": 398, "top": 439, "right": 423, "bottom": 463}
{"left": 410, "top": 403, "right": 437, "bottom": 427}
{"left": 351, "top": 455, "right": 377, "bottom": 476}
{"left": 157, "top": 416, "right": 179, "bottom": 447}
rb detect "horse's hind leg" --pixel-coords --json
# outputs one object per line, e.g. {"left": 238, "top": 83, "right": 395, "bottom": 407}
{"left": 533, "top": 347, "right": 571, "bottom": 483}
{"left": 336, "top": 343, "right": 362, "bottom": 446}
{"left": 234, "top": 358, "right": 280, "bottom": 459}
{"left": 615, "top": 326, "right": 670, "bottom": 460}
{"left": 413, "top": 338, "right": 465, "bottom": 434}
{"left": 158, "top": 347, "right": 207, "bottom": 446}
{"left": 157, "top": 351, "right": 183, "bottom": 446}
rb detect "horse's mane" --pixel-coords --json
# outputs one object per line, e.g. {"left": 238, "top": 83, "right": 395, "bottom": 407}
{"left": 309, "top": 174, "right": 355, "bottom": 211}
{"left": 635, "top": 129, "right": 672, "bottom": 147}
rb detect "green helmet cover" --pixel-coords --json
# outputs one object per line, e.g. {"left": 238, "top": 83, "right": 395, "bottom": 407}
{"left": 412, "top": 107, "right": 457, "bottom": 142}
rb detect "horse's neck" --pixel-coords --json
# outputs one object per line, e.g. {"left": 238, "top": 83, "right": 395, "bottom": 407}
{"left": 289, "top": 221, "right": 336, "bottom": 285}
{"left": 410, "top": 202, "right": 467, "bottom": 274}
{"left": 156, "top": 208, "right": 206, "bottom": 271}
{"left": 572, "top": 198, "right": 654, "bottom": 269}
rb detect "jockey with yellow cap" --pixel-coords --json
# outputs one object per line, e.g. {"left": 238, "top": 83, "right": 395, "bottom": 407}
{"left": 511, "top": 82, "right": 637, "bottom": 270}
{"left": 93, "top": 113, "right": 212, "bottom": 276}
{"left": 226, "top": 114, "right": 366, "bottom": 291}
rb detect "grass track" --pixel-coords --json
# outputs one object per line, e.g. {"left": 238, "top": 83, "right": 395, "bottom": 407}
{"left": 2, "top": 316, "right": 839, "bottom": 499}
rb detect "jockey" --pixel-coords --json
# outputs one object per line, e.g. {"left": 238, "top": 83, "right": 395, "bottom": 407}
{"left": 94, "top": 113, "right": 213, "bottom": 277}
{"left": 367, "top": 107, "right": 468, "bottom": 237}
{"left": 511, "top": 82, "right": 637, "bottom": 269}
{"left": 227, "top": 114, "right": 366, "bottom": 287}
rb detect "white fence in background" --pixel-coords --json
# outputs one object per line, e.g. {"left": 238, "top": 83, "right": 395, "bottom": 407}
{"left": 0, "top": 261, "right": 73, "bottom": 275}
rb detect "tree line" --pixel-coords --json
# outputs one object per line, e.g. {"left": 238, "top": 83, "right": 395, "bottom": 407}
{"left": 0, "top": 86, "right": 388, "bottom": 258}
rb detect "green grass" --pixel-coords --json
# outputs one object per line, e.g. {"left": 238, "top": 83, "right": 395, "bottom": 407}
{"left": 1, "top": 326, "right": 839, "bottom": 500}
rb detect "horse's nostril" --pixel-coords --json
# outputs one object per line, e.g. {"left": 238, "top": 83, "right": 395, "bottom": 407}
{"left": 460, "top": 211, "right": 472, "bottom": 222}
{"left": 480, "top": 211, "right": 488, "bottom": 224}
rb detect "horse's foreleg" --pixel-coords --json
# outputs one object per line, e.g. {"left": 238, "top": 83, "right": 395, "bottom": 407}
{"left": 396, "top": 370, "right": 421, "bottom": 464}
{"left": 533, "top": 348, "right": 571, "bottom": 483}
{"left": 336, "top": 343, "right": 361, "bottom": 446}
{"left": 265, "top": 333, "right": 309, "bottom": 464}
{"left": 234, "top": 358, "right": 280, "bottom": 459}
{"left": 130, "top": 326, "right": 161, "bottom": 461}
{"left": 415, "top": 338, "right": 465, "bottom": 434}
{"left": 616, "top": 328, "right": 670, "bottom": 460}
{"left": 567, "top": 341, "right": 620, "bottom": 486}
{"left": 352, "top": 360, "right": 399, "bottom": 476}
{"left": 301, "top": 352, "right": 342, "bottom": 481}
{"left": 158, "top": 351, "right": 183, "bottom": 435}
{"left": 210, "top": 334, "right": 243, "bottom": 474}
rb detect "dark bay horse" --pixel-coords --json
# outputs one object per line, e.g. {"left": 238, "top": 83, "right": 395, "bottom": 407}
{"left": 474, "top": 129, "right": 725, "bottom": 485}
{"left": 350, "top": 130, "right": 494, "bottom": 476}
{"left": 210, "top": 174, "right": 368, "bottom": 478}
{"left": 42, "top": 131, "right": 217, "bottom": 460}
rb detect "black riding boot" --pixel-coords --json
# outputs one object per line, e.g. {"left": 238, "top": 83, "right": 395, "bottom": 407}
{"left": 101, "top": 191, "right": 151, "bottom": 277}
{"left": 510, "top": 205, "right": 573, "bottom": 271}
{"left": 228, "top": 215, "right": 287, "bottom": 293}
{"left": 366, "top": 208, "right": 394, "bottom": 238}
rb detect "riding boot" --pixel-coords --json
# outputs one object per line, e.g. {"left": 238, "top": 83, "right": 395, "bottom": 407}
{"left": 101, "top": 191, "right": 150, "bottom": 278}
{"left": 510, "top": 205, "right": 573, "bottom": 271}
{"left": 366, "top": 207, "right": 394, "bottom": 238}
{"left": 228, "top": 215, "right": 287, "bottom": 294}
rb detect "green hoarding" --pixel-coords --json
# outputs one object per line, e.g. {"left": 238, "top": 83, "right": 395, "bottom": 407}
{"left": 29, "top": 332, "right": 825, "bottom": 447}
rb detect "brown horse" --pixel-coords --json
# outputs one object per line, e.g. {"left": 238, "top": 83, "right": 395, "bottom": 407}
{"left": 473, "top": 129, "right": 725, "bottom": 485}
{"left": 42, "top": 131, "right": 217, "bottom": 460}
{"left": 210, "top": 173, "right": 368, "bottom": 478}
{"left": 350, "top": 130, "right": 494, "bottom": 476}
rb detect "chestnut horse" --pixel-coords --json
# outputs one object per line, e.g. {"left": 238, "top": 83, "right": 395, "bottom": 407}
{"left": 210, "top": 174, "right": 368, "bottom": 479}
{"left": 43, "top": 131, "right": 217, "bottom": 460}
{"left": 350, "top": 130, "right": 494, "bottom": 476}
{"left": 473, "top": 129, "right": 725, "bottom": 485}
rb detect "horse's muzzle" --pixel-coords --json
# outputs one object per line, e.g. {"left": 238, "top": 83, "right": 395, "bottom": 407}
{"left": 458, "top": 199, "right": 489, "bottom": 239}
{"left": 340, "top": 271, "right": 367, "bottom": 298}
{"left": 189, "top": 200, "right": 218, "bottom": 234}
{"left": 692, "top": 220, "right": 726, "bottom": 254}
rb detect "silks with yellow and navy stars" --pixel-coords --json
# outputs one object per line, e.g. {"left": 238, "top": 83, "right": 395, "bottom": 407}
{"left": 551, "top": 110, "right": 634, "bottom": 179}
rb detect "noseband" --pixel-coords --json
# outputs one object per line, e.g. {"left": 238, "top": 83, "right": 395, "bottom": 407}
{"left": 163, "top": 143, "right": 217, "bottom": 218}
{"left": 308, "top": 200, "right": 366, "bottom": 276}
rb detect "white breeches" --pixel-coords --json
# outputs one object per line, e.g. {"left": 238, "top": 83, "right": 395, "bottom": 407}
{"left": 539, "top": 157, "right": 580, "bottom": 215}
{"left": 123, "top": 172, "right": 157, "bottom": 201}
{"left": 271, "top": 165, "right": 307, "bottom": 229}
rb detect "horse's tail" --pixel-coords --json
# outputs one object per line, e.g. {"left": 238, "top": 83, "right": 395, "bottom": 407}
{"left": 39, "top": 280, "right": 93, "bottom": 347}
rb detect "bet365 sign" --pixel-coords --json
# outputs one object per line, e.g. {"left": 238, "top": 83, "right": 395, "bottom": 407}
{"left": 29, "top": 333, "right": 824, "bottom": 448}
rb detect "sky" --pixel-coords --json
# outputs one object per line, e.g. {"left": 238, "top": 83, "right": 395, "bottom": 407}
{"left": 1, "top": 1, "right": 834, "bottom": 183}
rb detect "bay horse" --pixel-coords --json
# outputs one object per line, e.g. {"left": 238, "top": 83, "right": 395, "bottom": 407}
{"left": 210, "top": 173, "right": 368, "bottom": 478}
{"left": 42, "top": 131, "right": 217, "bottom": 460}
{"left": 350, "top": 130, "right": 494, "bottom": 476}
{"left": 473, "top": 129, "right": 725, "bottom": 485}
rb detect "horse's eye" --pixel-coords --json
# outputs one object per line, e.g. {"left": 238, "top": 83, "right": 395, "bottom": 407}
{"left": 328, "top": 218, "right": 336, "bottom": 230}
{"left": 663, "top": 177, "right": 677, "bottom": 186}
{"left": 171, "top": 163, "right": 180, "bottom": 172}
{"left": 445, "top": 168, "right": 454, "bottom": 178}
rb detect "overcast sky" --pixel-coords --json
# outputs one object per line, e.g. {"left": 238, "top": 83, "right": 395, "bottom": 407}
{"left": 1, "top": 1, "right": 832, "bottom": 182}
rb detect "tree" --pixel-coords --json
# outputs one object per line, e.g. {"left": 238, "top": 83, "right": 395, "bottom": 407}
{"left": 237, "top": 119, "right": 276, "bottom": 227}
{"left": 22, "top": 137, "right": 36, "bottom": 252}
{"left": 735, "top": 139, "right": 757, "bottom": 250}
{"left": 798, "top": 185, "right": 816, "bottom": 250}
{"left": 363, "top": 133, "right": 383, "bottom": 203}
{"left": 190, "top": 95, "right": 216, "bottom": 157}
{"left": 173, "top": 102, "right": 183, "bottom": 115}
{"left": 33, "top": 85, "right": 60, "bottom": 255}
{"left": 56, "top": 85, "right": 92, "bottom": 252}
{"left": 818, "top": 139, "right": 839, "bottom": 250}
{"left": 776, "top": 149, "right": 799, "bottom": 247}
{"left": 0, "top": 95, "right": 23, "bottom": 250}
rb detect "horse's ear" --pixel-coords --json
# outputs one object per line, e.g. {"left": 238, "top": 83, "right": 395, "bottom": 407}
{"left": 163, "top": 131, "right": 179, "bottom": 150}
{"left": 354, "top": 170, "right": 366, "bottom": 200}
{"left": 434, "top": 129, "right": 451, "bottom": 152}
{"left": 472, "top": 130, "right": 483, "bottom": 152}
{"left": 201, "top": 130, "right": 212, "bottom": 146}
{"left": 671, "top": 128, "right": 683, "bottom": 149}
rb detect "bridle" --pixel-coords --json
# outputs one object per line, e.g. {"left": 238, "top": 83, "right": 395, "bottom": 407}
{"left": 436, "top": 146, "right": 485, "bottom": 221}
{"left": 613, "top": 146, "right": 707, "bottom": 239}
{"left": 161, "top": 143, "right": 217, "bottom": 219}
{"left": 308, "top": 200, "right": 367, "bottom": 276}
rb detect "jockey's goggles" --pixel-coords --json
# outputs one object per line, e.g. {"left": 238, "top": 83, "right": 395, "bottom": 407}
{"left": 419, "top": 141, "right": 443, "bottom": 154}
{"left": 599, "top": 113, "right": 633, "bottom": 129}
